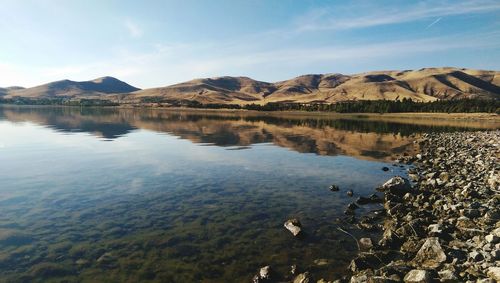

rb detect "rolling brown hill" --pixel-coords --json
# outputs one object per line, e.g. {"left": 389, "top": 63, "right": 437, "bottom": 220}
{"left": 126, "top": 67, "right": 500, "bottom": 104}
{"left": 2, "top": 68, "right": 499, "bottom": 104}
{"left": 3, "top": 76, "right": 139, "bottom": 98}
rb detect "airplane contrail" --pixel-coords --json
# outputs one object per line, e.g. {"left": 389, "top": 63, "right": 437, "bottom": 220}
{"left": 426, "top": 17, "right": 442, "bottom": 29}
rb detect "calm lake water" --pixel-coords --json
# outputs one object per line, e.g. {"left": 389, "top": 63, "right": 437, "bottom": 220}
{"left": 0, "top": 106, "right": 497, "bottom": 282}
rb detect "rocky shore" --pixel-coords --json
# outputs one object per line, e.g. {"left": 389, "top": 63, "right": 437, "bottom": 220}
{"left": 347, "top": 130, "right": 500, "bottom": 283}
{"left": 254, "top": 130, "right": 499, "bottom": 283}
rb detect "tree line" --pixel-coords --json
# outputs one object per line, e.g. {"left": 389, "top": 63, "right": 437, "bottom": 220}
{"left": 1, "top": 96, "right": 498, "bottom": 113}
{"left": 164, "top": 98, "right": 500, "bottom": 113}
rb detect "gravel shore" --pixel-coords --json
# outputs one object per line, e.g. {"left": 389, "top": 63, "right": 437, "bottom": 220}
{"left": 253, "top": 130, "right": 499, "bottom": 283}
{"left": 347, "top": 131, "right": 500, "bottom": 283}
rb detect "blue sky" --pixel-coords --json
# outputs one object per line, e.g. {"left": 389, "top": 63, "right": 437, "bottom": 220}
{"left": 1, "top": 0, "right": 499, "bottom": 88}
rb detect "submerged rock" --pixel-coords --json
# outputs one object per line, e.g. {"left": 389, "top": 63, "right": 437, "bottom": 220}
{"left": 293, "top": 272, "right": 311, "bottom": 283}
{"left": 284, "top": 219, "right": 302, "bottom": 237}
{"left": 329, "top": 184, "right": 340, "bottom": 192}
{"left": 314, "top": 259, "right": 329, "bottom": 266}
{"left": 259, "top": 266, "right": 271, "bottom": 279}
{"left": 359, "top": 238, "right": 373, "bottom": 250}
{"left": 252, "top": 265, "right": 272, "bottom": 282}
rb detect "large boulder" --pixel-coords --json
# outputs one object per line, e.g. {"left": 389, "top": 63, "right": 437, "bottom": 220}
{"left": 378, "top": 176, "right": 412, "bottom": 196}
{"left": 413, "top": 237, "right": 446, "bottom": 268}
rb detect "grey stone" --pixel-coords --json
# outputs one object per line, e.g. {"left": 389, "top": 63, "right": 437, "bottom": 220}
{"left": 413, "top": 237, "right": 446, "bottom": 268}
{"left": 379, "top": 176, "right": 412, "bottom": 196}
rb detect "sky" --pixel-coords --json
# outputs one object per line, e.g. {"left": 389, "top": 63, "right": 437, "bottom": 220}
{"left": 0, "top": 0, "right": 499, "bottom": 89}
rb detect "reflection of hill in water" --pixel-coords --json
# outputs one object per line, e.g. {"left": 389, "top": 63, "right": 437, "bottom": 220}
{"left": 1, "top": 106, "right": 497, "bottom": 160}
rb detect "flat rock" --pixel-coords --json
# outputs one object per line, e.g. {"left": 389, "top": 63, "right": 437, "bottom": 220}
{"left": 413, "top": 237, "right": 446, "bottom": 269}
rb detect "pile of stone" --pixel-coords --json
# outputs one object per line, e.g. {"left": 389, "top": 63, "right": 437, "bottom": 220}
{"left": 349, "top": 131, "right": 499, "bottom": 282}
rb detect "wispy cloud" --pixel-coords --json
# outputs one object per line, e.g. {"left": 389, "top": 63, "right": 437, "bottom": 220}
{"left": 426, "top": 17, "right": 442, "bottom": 29}
{"left": 295, "top": 0, "right": 500, "bottom": 32}
{"left": 2, "top": 29, "right": 498, "bottom": 88}
{"left": 124, "top": 20, "right": 143, "bottom": 38}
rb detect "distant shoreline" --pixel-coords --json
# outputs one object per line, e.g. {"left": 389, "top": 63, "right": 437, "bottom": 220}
{"left": 1, "top": 103, "right": 499, "bottom": 121}
{"left": 123, "top": 106, "right": 500, "bottom": 120}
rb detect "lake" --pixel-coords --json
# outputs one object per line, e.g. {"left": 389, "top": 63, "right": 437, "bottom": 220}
{"left": 0, "top": 106, "right": 497, "bottom": 282}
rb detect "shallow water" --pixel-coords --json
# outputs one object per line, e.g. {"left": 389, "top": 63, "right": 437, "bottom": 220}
{"left": 0, "top": 106, "right": 496, "bottom": 282}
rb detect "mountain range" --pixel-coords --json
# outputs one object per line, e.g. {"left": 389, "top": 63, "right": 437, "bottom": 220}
{"left": 1, "top": 67, "right": 499, "bottom": 104}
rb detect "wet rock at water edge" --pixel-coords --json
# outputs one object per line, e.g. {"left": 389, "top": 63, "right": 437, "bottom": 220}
{"left": 329, "top": 184, "right": 340, "bottom": 192}
{"left": 347, "top": 203, "right": 359, "bottom": 210}
{"left": 344, "top": 203, "right": 359, "bottom": 215}
{"left": 284, "top": 219, "right": 302, "bottom": 237}
{"left": 378, "top": 176, "right": 412, "bottom": 196}
{"left": 356, "top": 196, "right": 370, "bottom": 205}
